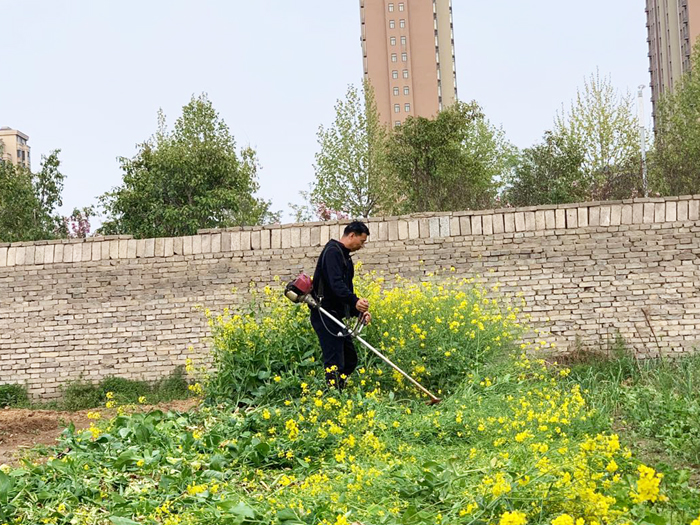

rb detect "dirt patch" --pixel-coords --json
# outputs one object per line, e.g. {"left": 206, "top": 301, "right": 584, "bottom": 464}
{"left": 0, "top": 398, "right": 199, "bottom": 466}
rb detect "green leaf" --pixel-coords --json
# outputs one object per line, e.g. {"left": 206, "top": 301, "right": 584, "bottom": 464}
{"left": 0, "top": 471, "right": 12, "bottom": 503}
{"left": 109, "top": 517, "right": 140, "bottom": 525}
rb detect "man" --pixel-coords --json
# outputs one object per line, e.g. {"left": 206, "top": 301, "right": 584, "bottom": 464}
{"left": 310, "top": 221, "right": 371, "bottom": 390}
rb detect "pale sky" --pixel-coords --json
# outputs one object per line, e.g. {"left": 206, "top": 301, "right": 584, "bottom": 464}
{"left": 0, "top": 1, "right": 651, "bottom": 225}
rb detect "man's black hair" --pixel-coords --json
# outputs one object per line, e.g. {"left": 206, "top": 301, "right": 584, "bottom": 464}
{"left": 343, "top": 220, "right": 370, "bottom": 236}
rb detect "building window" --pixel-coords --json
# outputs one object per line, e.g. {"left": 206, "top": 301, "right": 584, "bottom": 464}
{"left": 400, "top": 19, "right": 405, "bottom": 28}
{"left": 388, "top": 3, "right": 394, "bottom": 12}
{"left": 402, "top": 52, "right": 407, "bottom": 62}
{"left": 394, "top": 104, "right": 401, "bottom": 113}
{"left": 399, "top": 2, "right": 404, "bottom": 11}
{"left": 393, "top": 87, "right": 400, "bottom": 96}
{"left": 395, "top": 121, "right": 401, "bottom": 127}
{"left": 390, "top": 36, "right": 396, "bottom": 45}
{"left": 405, "top": 103, "right": 411, "bottom": 112}
{"left": 401, "top": 36, "right": 406, "bottom": 45}
{"left": 404, "top": 86, "right": 410, "bottom": 95}
{"left": 392, "top": 70, "right": 399, "bottom": 79}
{"left": 389, "top": 20, "right": 395, "bottom": 29}
{"left": 391, "top": 53, "right": 397, "bottom": 62}
{"left": 403, "top": 69, "right": 409, "bottom": 78}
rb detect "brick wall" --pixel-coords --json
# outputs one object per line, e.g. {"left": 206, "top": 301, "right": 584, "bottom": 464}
{"left": 1, "top": 195, "right": 699, "bottom": 399}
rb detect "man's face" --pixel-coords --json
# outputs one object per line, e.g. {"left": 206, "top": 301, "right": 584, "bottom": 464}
{"left": 347, "top": 232, "right": 368, "bottom": 252}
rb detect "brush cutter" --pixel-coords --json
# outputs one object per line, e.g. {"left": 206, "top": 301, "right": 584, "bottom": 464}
{"left": 285, "top": 273, "right": 442, "bottom": 405}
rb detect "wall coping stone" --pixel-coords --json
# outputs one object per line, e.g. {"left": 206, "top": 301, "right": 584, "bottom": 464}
{"left": 2, "top": 195, "right": 699, "bottom": 268}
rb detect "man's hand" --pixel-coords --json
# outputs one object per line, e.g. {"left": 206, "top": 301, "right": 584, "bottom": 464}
{"left": 361, "top": 312, "right": 372, "bottom": 325}
{"left": 355, "top": 298, "right": 369, "bottom": 313}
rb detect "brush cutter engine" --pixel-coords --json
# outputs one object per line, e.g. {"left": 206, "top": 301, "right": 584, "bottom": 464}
{"left": 284, "top": 273, "right": 314, "bottom": 305}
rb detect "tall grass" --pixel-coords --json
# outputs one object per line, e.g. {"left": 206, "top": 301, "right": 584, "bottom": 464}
{"left": 562, "top": 340, "right": 700, "bottom": 466}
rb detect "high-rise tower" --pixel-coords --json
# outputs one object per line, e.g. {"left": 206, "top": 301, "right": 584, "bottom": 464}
{"left": 360, "top": 0, "right": 458, "bottom": 127}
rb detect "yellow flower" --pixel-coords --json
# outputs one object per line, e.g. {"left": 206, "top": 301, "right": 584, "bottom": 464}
{"left": 630, "top": 464, "right": 667, "bottom": 503}
{"left": 551, "top": 515, "right": 574, "bottom": 525}
{"left": 499, "top": 511, "right": 527, "bottom": 525}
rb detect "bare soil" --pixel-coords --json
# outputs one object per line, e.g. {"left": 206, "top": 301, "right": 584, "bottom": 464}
{"left": 0, "top": 398, "right": 198, "bottom": 466}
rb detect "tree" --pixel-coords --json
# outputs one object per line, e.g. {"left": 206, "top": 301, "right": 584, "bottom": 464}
{"left": 0, "top": 148, "right": 66, "bottom": 243}
{"left": 386, "top": 101, "right": 514, "bottom": 213}
{"left": 100, "top": 94, "right": 278, "bottom": 238}
{"left": 505, "top": 131, "right": 587, "bottom": 207}
{"left": 553, "top": 70, "right": 643, "bottom": 201}
{"left": 651, "top": 41, "right": 700, "bottom": 196}
{"left": 300, "top": 83, "right": 401, "bottom": 219}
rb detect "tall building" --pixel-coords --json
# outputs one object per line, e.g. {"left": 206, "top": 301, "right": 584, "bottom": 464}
{"left": 360, "top": 0, "right": 457, "bottom": 127}
{"left": 0, "top": 127, "right": 31, "bottom": 169}
{"left": 645, "top": 0, "right": 700, "bottom": 121}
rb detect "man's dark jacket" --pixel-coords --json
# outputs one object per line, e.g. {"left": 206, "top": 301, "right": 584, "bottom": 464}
{"left": 312, "top": 239, "right": 360, "bottom": 319}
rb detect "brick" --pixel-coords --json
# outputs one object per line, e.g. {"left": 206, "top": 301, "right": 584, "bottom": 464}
{"left": 164, "top": 238, "right": 175, "bottom": 257}
{"left": 419, "top": 218, "right": 430, "bottom": 238}
{"left": 428, "top": 217, "right": 440, "bottom": 238}
{"left": 71, "top": 243, "right": 82, "bottom": 262}
{"left": 514, "top": 212, "right": 525, "bottom": 232}
{"left": 211, "top": 233, "right": 221, "bottom": 253}
{"left": 545, "top": 210, "right": 556, "bottom": 229}
{"left": 388, "top": 221, "right": 399, "bottom": 241}
{"left": 449, "top": 217, "right": 460, "bottom": 237}
{"left": 288, "top": 227, "right": 300, "bottom": 247}
{"left": 690, "top": 200, "right": 700, "bottom": 220}
{"left": 240, "top": 230, "right": 252, "bottom": 250}
{"left": 398, "top": 220, "right": 409, "bottom": 240}
{"left": 379, "top": 221, "right": 390, "bottom": 240}
{"left": 566, "top": 209, "right": 577, "bottom": 228}
{"left": 555, "top": 209, "right": 566, "bottom": 229}
{"left": 654, "top": 202, "right": 665, "bottom": 223}
{"left": 54, "top": 244, "right": 64, "bottom": 263}
{"left": 439, "top": 216, "right": 450, "bottom": 237}
{"left": 25, "top": 246, "right": 36, "bottom": 265}
{"left": 665, "top": 202, "right": 677, "bottom": 222}
{"left": 251, "top": 231, "right": 262, "bottom": 250}
{"left": 621, "top": 204, "right": 633, "bottom": 224}
{"left": 577, "top": 207, "right": 588, "bottom": 227}
{"left": 503, "top": 213, "right": 515, "bottom": 233}
{"left": 320, "top": 225, "right": 330, "bottom": 245}
{"left": 281, "top": 229, "right": 292, "bottom": 249}
{"left": 678, "top": 201, "right": 689, "bottom": 221}
{"left": 5, "top": 247, "right": 16, "bottom": 266}
{"left": 191, "top": 236, "right": 202, "bottom": 255}
{"left": 201, "top": 235, "right": 211, "bottom": 254}
{"left": 535, "top": 211, "right": 546, "bottom": 230}
{"left": 633, "top": 203, "right": 644, "bottom": 223}
{"left": 271, "top": 229, "right": 282, "bottom": 249}
{"left": 482, "top": 214, "right": 493, "bottom": 235}
{"left": 524, "top": 211, "right": 536, "bottom": 231}
{"left": 33, "top": 245, "right": 45, "bottom": 265}
{"left": 231, "top": 231, "right": 242, "bottom": 251}
{"left": 471, "top": 215, "right": 483, "bottom": 235}
{"left": 0, "top": 247, "right": 7, "bottom": 267}
{"left": 610, "top": 204, "right": 622, "bottom": 226}
{"left": 643, "top": 203, "right": 655, "bottom": 223}
{"left": 588, "top": 207, "right": 600, "bottom": 226}
{"left": 173, "top": 237, "right": 184, "bottom": 255}
{"left": 460, "top": 216, "right": 472, "bottom": 235}
{"left": 493, "top": 214, "right": 504, "bottom": 234}
{"left": 44, "top": 245, "right": 55, "bottom": 264}
{"left": 260, "top": 230, "right": 271, "bottom": 249}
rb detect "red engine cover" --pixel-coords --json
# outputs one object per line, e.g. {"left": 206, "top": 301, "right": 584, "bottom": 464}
{"left": 292, "top": 273, "right": 313, "bottom": 295}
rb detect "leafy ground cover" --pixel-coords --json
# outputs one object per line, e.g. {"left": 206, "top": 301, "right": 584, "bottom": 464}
{"left": 1, "top": 271, "right": 699, "bottom": 525}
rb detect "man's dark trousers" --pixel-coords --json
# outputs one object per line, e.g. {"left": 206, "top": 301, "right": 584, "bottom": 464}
{"left": 310, "top": 309, "right": 358, "bottom": 389}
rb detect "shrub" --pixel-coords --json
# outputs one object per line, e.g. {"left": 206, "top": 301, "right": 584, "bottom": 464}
{"left": 0, "top": 383, "right": 29, "bottom": 407}
{"left": 205, "top": 272, "right": 525, "bottom": 404}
